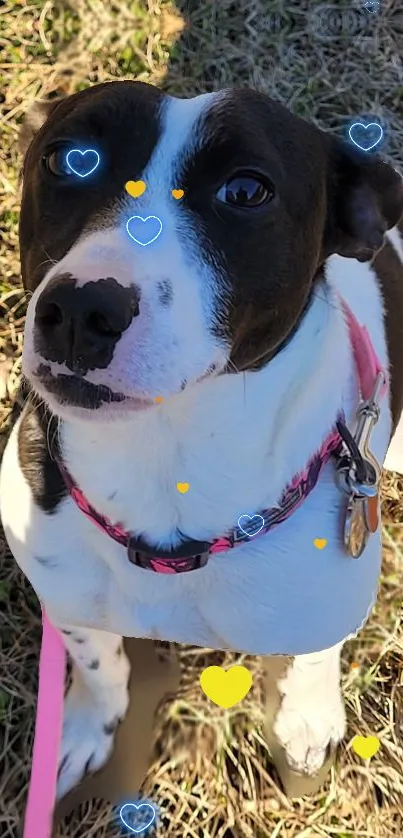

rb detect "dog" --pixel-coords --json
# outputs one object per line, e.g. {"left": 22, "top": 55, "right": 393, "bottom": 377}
{"left": 2, "top": 80, "right": 403, "bottom": 801}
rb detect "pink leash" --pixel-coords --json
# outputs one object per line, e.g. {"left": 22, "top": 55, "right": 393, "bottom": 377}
{"left": 23, "top": 610, "right": 66, "bottom": 838}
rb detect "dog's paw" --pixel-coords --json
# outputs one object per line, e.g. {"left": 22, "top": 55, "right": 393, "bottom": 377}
{"left": 56, "top": 675, "right": 130, "bottom": 800}
{"left": 273, "top": 690, "right": 346, "bottom": 775}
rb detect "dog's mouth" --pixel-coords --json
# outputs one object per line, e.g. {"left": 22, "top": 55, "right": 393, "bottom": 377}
{"left": 35, "top": 364, "right": 153, "bottom": 411}
{"left": 34, "top": 362, "right": 222, "bottom": 412}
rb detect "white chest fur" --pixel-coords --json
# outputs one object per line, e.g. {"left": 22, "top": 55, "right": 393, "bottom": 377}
{"left": 0, "top": 247, "right": 395, "bottom": 654}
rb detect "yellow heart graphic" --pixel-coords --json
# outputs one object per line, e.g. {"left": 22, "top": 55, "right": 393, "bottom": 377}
{"left": 314, "top": 538, "right": 327, "bottom": 549}
{"left": 176, "top": 482, "right": 190, "bottom": 493}
{"left": 172, "top": 188, "right": 184, "bottom": 199}
{"left": 200, "top": 665, "right": 252, "bottom": 709}
{"left": 125, "top": 180, "right": 146, "bottom": 198}
{"left": 352, "top": 734, "right": 380, "bottom": 760}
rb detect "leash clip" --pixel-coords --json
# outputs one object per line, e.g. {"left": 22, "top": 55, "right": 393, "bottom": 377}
{"left": 337, "top": 371, "right": 385, "bottom": 497}
{"left": 338, "top": 371, "right": 385, "bottom": 558}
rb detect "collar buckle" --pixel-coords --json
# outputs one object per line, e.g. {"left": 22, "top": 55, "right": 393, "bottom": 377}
{"left": 127, "top": 533, "right": 211, "bottom": 573}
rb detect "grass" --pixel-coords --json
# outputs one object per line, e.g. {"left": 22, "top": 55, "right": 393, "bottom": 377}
{"left": 1, "top": 0, "right": 403, "bottom": 836}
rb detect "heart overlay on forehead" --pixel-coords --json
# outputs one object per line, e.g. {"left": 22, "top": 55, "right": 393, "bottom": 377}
{"left": 119, "top": 801, "right": 157, "bottom": 834}
{"left": 66, "top": 149, "right": 100, "bottom": 177}
{"left": 126, "top": 215, "right": 163, "bottom": 246}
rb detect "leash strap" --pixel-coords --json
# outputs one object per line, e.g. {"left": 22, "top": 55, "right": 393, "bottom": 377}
{"left": 339, "top": 297, "right": 388, "bottom": 401}
{"left": 23, "top": 610, "right": 66, "bottom": 838}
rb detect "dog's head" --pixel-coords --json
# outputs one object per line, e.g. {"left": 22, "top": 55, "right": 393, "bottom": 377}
{"left": 19, "top": 81, "right": 403, "bottom": 421}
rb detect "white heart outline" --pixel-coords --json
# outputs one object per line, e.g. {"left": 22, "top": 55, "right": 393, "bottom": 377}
{"left": 126, "top": 215, "right": 163, "bottom": 246}
{"left": 363, "top": 0, "right": 380, "bottom": 11}
{"left": 65, "top": 148, "right": 100, "bottom": 178}
{"left": 348, "top": 122, "right": 383, "bottom": 152}
{"left": 237, "top": 514, "right": 265, "bottom": 538}
{"left": 119, "top": 802, "right": 156, "bottom": 834}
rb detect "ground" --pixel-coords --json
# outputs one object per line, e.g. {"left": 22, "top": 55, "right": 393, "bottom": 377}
{"left": 1, "top": 1, "right": 403, "bottom": 836}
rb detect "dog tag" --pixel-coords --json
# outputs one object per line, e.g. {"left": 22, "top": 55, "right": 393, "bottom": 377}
{"left": 344, "top": 492, "right": 379, "bottom": 559}
{"left": 364, "top": 493, "right": 379, "bottom": 533}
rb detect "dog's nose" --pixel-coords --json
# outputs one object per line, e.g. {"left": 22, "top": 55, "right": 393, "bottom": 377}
{"left": 34, "top": 274, "right": 140, "bottom": 373}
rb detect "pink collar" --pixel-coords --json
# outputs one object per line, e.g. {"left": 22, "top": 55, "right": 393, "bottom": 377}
{"left": 57, "top": 428, "right": 343, "bottom": 572}
{"left": 23, "top": 294, "right": 387, "bottom": 838}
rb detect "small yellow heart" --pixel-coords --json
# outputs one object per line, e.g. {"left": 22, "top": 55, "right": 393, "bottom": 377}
{"left": 125, "top": 180, "right": 146, "bottom": 198}
{"left": 200, "top": 665, "right": 252, "bottom": 709}
{"left": 352, "top": 734, "right": 380, "bottom": 760}
{"left": 172, "top": 188, "right": 184, "bottom": 200}
{"left": 176, "top": 482, "right": 190, "bottom": 493}
{"left": 314, "top": 538, "right": 327, "bottom": 550}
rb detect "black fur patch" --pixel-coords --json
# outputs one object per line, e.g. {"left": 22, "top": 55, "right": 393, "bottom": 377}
{"left": 34, "top": 554, "right": 58, "bottom": 567}
{"left": 373, "top": 218, "right": 403, "bottom": 435}
{"left": 157, "top": 279, "right": 173, "bottom": 307}
{"left": 36, "top": 363, "right": 125, "bottom": 410}
{"left": 103, "top": 719, "right": 119, "bottom": 735}
{"left": 17, "top": 381, "right": 67, "bottom": 514}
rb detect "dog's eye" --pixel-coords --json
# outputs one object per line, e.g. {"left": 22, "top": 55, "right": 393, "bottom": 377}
{"left": 216, "top": 173, "right": 274, "bottom": 208}
{"left": 43, "top": 147, "right": 73, "bottom": 178}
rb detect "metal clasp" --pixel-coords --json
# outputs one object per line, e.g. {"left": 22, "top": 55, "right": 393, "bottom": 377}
{"left": 338, "top": 371, "right": 385, "bottom": 558}
{"left": 338, "top": 371, "right": 385, "bottom": 497}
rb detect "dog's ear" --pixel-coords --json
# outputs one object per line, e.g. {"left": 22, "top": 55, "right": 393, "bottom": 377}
{"left": 323, "top": 137, "right": 403, "bottom": 263}
{"left": 19, "top": 96, "right": 65, "bottom": 156}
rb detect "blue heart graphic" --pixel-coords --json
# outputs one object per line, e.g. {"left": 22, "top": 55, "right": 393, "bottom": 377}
{"left": 119, "top": 802, "right": 156, "bottom": 834}
{"left": 126, "top": 215, "right": 163, "bottom": 246}
{"left": 363, "top": 0, "right": 380, "bottom": 11}
{"left": 237, "top": 514, "right": 265, "bottom": 538}
{"left": 348, "top": 122, "right": 383, "bottom": 152}
{"left": 65, "top": 148, "right": 100, "bottom": 178}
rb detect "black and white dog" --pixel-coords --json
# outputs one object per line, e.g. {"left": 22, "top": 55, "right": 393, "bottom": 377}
{"left": 2, "top": 81, "right": 403, "bottom": 799}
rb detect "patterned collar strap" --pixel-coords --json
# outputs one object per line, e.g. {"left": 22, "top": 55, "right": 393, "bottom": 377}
{"left": 55, "top": 422, "right": 344, "bottom": 574}
{"left": 54, "top": 294, "right": 387, "bottom": 574}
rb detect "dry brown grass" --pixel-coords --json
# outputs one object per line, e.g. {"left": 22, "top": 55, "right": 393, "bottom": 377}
{"left": 1, "top": 1, "right": 403, "bottom": 836}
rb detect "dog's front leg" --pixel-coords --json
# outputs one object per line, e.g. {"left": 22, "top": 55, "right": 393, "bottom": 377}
{"left": 52, "top": 623, "right": 131, "bottom": 801}
{"left": 264, "top": 642, "right": 346, "bottom": 796}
